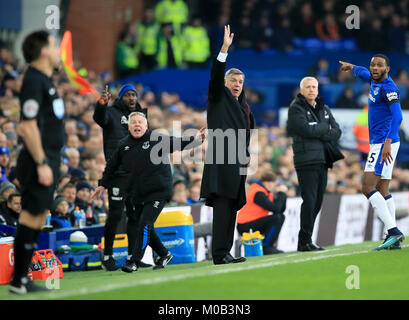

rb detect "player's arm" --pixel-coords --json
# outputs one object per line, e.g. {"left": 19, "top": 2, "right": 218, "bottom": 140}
{"left": 381, "top": 92, "right": 403, "bottom": 165}
{"left": 339, "top": 61, "right": 371, "bottom": 82}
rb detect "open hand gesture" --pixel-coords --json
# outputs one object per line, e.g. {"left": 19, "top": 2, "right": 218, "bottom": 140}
{"left": 221, "top": 25, "right": 234, "bottom": 53}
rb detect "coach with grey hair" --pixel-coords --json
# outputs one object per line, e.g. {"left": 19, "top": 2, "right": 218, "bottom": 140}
{"left": 200, "top": 25, "right": 255, "bottom": 265}
{"left": 287, "top": 76, "right": 343, "bottom": 252}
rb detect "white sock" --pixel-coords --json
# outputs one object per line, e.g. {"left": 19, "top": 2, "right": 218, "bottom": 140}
{"left": 385, "top": 195, "right": 396, "bottom": 225}
{"left": 367, "top": 191, "right": 396, "bottom": 230}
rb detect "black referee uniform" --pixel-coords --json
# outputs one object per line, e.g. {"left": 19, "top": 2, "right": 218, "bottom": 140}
{"left": 11, "top": 65, "right": 64, "bottom": 290}
{"left": 16, "top": 66, "right": 65, "bottom": 213}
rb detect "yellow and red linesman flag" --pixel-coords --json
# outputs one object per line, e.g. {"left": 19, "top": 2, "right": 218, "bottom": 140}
{"left": 59, "top": 30, "right": 99, "bottom": 99}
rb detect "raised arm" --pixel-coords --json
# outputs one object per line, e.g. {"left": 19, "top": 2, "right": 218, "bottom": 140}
{"left": 208, "top": 25, "right": 234, "bottom": 103}
{"left": 93, "top": 85, "right": 112, "bottom": 127}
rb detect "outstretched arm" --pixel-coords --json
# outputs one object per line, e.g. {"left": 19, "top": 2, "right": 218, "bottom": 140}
{"left": 339, "top": 60, "right": 371, "bottom": 82}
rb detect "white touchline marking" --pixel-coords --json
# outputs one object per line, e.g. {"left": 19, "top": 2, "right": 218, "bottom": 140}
{"left": 28, "top": 243, "right": 408, "bottom": 300}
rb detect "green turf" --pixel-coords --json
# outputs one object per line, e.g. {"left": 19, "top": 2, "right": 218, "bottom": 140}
{"left": 1, "top": 241, "right": 408, "bottom": 300}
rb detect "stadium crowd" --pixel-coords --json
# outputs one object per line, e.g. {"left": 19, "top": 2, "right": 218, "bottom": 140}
{"left": 0, "top": 0, "right": 409, "bottom": 230}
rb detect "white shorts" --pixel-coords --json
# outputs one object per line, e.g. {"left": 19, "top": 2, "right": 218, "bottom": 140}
{"left": 364, "top": 142, "right": 400, "bottom": 179}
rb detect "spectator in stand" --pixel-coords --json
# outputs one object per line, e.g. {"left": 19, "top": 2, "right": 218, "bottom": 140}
{"left": 335, "top": 87, "right": 358, "bottom": 108}
{"left": 59, "top": 183, "right": 77, "bottom": 214}
{"left": 292, "top": 1, "right": 316, "bottom": 38}
{"left": 273, "top": 18, "right": 295, "bottom": 52}
{"left": 66, "top": 148, "right": 80, "bottom": 172}
{"left": 50, "top": 196, "right": 72, "bottom": 229}
{"left": 0, "top": 180, "right": 16, "bottom": 202}
{"left": 0, "top": 192, "right": 21, "bottom": 226}
{"left": 394, "top": 70, "right": 409, "bottom": 86}
{"left": 315, "top": 13, "right": 339, "bottom": 40}
{"left": 307, "top": 58, "right": 335, "bottom": 85}
{"left": 254, "top": 15, "right": 274, "bottom": 52}
{"left": 187, "top": 184, "right": 202, "bottom": 204}
{"left": 0, "top": 131, "right": 7, "bottom": 147}
{"left": 74, "top": 180, "right": 98, "bottom": 225}
{"left": 235, "top": 16, "right": 254, "bottom": 49}
{"left": 0, "top": 146, "right": 10, "bottom": 182}
{"left": 237, "top": 172, "right": 287, "bottom": 255}
{"left": 388, "top": 14, "right": 406, "bottom": 52}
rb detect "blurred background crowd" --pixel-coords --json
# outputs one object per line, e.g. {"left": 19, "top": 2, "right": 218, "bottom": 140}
{"left": 0, "top": 0, "right": 409, "bottom": 229}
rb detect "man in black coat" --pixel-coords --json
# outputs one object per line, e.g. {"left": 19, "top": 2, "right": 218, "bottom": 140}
{"left": 200, "top": 25, "right": 255, "bottom": 265}
{"left": 93, "top": 112, "right": 205, "bottom": 272}
{"left": 287, "top": 76, "right": 342, "bottom": 251}
{"left": 93, "top": 84, "right": 148, "bottom": 271}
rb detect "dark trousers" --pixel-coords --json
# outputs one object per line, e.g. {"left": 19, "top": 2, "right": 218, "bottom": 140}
{"left": 296, "top": 164, "right": 328, "bottom": 245}
{"left": 237, "top": 213, "right": 285, "bottom": 247}
{"left": 104, "top": 181, "right": 137, "bottom": 256}
{"left": 211, "top": 196, "right": 237, "bottom": 261}
{"left": 130, "top": 200, "right": 168, "bottom": 263}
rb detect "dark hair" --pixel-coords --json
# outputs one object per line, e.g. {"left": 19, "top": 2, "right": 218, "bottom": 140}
{"left": 260, "top": 172, "right": 277, "bottom": 182}
{"left": 372, "top": 54, "right": 390, "bottom": 66}
{"left": 22, "top": 30, "right": 50, "bottom": 63}
{"left": 61, "top": 183, "right": 76, "bottom": 191}
{"left": 7, "top": 192, "right": 21, "bottom": 203}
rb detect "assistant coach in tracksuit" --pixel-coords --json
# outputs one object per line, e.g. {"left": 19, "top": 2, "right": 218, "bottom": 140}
{"left": 200, "top": 25, "right": 255, "bottom": 265}
{"left": 93, "top": 84, "right": 148, "bottom": 271}
{"left": 93, "top": 112, "right": 205, "bottom": 272}
{"left": 287, "top": 76, "right": 342, "bottom": 252}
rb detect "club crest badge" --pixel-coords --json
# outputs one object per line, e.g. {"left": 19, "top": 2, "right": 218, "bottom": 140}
{"left": 142, "top": 141, "right": 150, "bottom": 149}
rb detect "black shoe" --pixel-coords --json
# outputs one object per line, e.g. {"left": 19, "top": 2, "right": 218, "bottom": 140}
{"left": 153, "top": 252, "right": 173, "bottom": 270}
{"left": 136, "top": 261, "right": 153, "bottom": 268}
{"left": 298, "top": 243, "right": 324, "bottom": 252}
{"left": 121, "top": 260, "right": 138, "bottom": 273}
{"left": 213, "top": 253, "right": 247, "bottom": 265}
{"left": 263, "top": 246, "right": 284, "bottom": 255}
{"left": 9, "top": 278, "right": 50, "bottom": 295}
{"left": 101, "top": 256, "right": 119, "bottom": 271}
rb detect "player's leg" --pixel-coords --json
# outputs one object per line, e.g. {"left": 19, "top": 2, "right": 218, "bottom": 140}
{"left": 363, "top": 142, "right": 403, "bottom": 249}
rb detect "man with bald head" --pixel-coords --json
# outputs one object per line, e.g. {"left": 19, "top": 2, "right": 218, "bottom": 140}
{"left": 287, "top": 76, "right": 342, "bottom": 252}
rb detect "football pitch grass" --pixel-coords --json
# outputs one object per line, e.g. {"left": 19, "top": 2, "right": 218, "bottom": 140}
{"left": 1, "top": 241, "right": 408, "bottom": 300}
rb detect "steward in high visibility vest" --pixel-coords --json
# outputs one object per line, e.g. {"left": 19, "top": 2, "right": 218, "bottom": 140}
{"left": 115, "top": 30, "right": 139, "bottom": 78}
{"left": 237, "top": 172, "right": 287, "bottom": 255}
{"left": 137, "top": 8, "right": 159, "bottom": 72}
{"left": 154, "top": 0, "right": 188, "bottom": 33}
{"left": 182, "top": 17, "right": 210, "bottom": 68}
{"left": 353, "top": 105, "right": 370, "bottom": 161}
{"left": 157, "top": 23, "right": 183, "bottom": 68}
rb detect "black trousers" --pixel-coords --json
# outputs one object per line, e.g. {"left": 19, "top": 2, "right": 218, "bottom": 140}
{"left": 211, "top": 196, "right": 238, "bottom": 261}
{"left": 296, "top": 164, "right": 328, "bottom": 245}
{"left": 237, "top": 213, "right": 285, "bottom": 247}
{"left": 130, "top": 200, "right": 168, "bottom": 263}
{"left": 104, "top": 180, "right": 137, "bottom": 256}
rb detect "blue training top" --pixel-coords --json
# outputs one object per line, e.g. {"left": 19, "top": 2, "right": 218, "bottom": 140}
{"left": 352, "top": 66, "right": 402, "bottom": 144}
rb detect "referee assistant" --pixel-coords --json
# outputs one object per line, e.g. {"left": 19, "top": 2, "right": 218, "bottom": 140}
{"left": 10, "top": 30, "right": 64, "bottom": 294}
